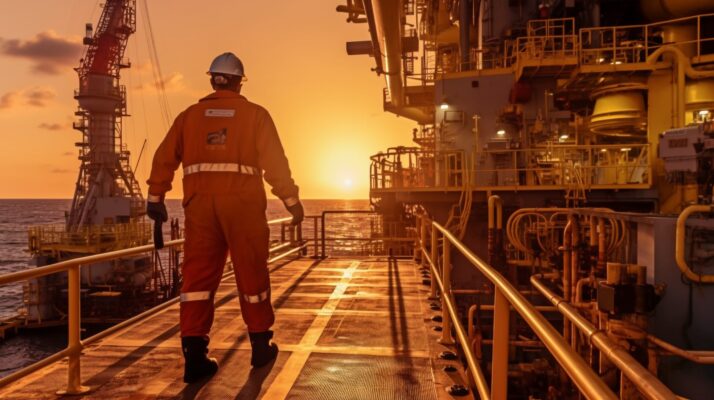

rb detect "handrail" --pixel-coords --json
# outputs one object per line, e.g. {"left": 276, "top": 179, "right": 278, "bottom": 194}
{"left": 420, "top": 215, "right": 617, "bottom": 399}
{"left": 0, "top": 217, "right": 304, "bottom": 394}
{"left": 530, "top": 275, "right": 677, "bottom": 400}
{"left": 319, "top": 210, "right": 413, "bottom": 258}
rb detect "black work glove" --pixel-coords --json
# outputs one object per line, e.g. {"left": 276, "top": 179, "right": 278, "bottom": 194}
{"left": 146, "top": 201, "right": 168, "bottom": 222}
{"left": 286, "top": 201, "right": 304, "bottom": 226}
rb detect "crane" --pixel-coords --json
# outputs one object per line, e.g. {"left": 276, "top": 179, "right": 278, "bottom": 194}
{"left": 67, "top": 0, "right": 143, "bottom": 229}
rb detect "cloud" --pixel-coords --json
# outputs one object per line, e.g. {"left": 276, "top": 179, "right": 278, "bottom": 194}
{"left": 0, "top": 30, "right": 82, "bottom": 75}
{"left": 50, "top": 168, "right": 72, "bottom": 174}
{"left": 39, "top": 122, "right": 65, "bottom": 131}
{"left": 61, "top": 151, "right": 74, "bottom": 156}
{"left": 136, "top": 72, "right": 186, "bottom": 92}
{"left": 0, "top": 87, "right": 56, "bottom": 111}
{"left": 0, "top": 91, "right": 20, "bottom": 109}
{"left": 25, "top": 87, "right": 56, "bottom": 107}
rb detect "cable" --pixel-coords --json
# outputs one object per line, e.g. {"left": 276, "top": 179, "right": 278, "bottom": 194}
{"left": 139, "top": 0, "right": 172, "bottom": 128}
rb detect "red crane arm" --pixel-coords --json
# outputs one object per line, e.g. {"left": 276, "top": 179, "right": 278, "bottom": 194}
{"left": 79, "top": 0, "right": 135, "bottom": 78}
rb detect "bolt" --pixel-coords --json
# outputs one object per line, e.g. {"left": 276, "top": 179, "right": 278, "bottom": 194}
{"left": 447, "top": 384, "right": 469, "bottom": 396}
{"left": 442, "top": 365, "right": 457, "bottom": 372}
{"left": 439, "top": 351, "right": 458, "bottom": 360}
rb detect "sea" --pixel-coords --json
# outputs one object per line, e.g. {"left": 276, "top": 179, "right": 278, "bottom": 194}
{"left": 0, "top": 198, "right": 369, "bottom": 378}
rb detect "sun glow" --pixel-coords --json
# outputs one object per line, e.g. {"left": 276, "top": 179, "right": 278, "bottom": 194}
{"left": 343, "top": 178, "right": 353, "bottom": 188}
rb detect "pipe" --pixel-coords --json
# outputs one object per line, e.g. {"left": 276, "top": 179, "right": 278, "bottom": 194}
{"left": 641, "top": 0, "right": 714, "bottom": 21}
{"left": 459, "top": 0, "right": 472, "bottom": 69}
{"left": 647, "top": 334, "right": 714, "bottom": 364}
{"left": 675, "top": 204, "right": 714, "bottom": 283}
{"left": 646, "top": 45, "right": 714, "bottom": 127}
{"left": 488, "top": 195, "right": 503, "bottom": 230}
{"left": 598, "top": 217, "right": 606, "bottom": 270}
{"left": 531, "top": 275, "right": 678, "bottom": 400}
{"left": 369, "top": 0, "right": 404, "bottom": 106}
{"left": 570, "top": 216, "right": 580, "bottom": 352}
{"left": 433, "top": 224, "right": 617, "bottom": 399}
{"left": 477, "top": 0, "right": 483, "bottom": 69}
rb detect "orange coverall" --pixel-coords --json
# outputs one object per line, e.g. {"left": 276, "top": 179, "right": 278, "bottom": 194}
{"left": 146, "top": 90, "right": 299, "bottom": 337}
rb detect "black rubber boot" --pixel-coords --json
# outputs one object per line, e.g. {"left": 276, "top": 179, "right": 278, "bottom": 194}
{"left": 249, "top": 330, "right": 279, "bottom": 368}
{"left": 182, "top": 336, "right": 219, "bottom": 383}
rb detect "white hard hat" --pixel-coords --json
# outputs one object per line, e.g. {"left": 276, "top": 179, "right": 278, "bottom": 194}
{"left": 207, "top": 52, "right": 245, "bottom": 78}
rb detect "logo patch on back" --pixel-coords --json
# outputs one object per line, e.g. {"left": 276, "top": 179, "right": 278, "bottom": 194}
{"left": 205, "top": 109, "right": 235, "bottom": 117}
{"left": 206, "top": 128, "right": 227, "bottom": 145}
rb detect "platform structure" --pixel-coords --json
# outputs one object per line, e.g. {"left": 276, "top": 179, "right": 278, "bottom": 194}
{"left": 0, "top": 257, "right": 470, "bottom": 399}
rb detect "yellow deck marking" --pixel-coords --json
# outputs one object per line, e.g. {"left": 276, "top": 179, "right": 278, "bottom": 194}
{"left": 261, "top": 261, "right": 360, "bottom": 400}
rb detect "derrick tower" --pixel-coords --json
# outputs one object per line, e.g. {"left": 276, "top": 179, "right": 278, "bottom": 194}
{"left": 68, "top": 0, "right": 143, "bottom": 228}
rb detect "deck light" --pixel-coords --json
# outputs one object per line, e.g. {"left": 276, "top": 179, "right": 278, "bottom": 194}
{"left": 440, "top": 102, "right": 449, "bottom": 110}
{"left": 620, "top": 147, "right": 631, "bottom": 152}
{"left": 560, "top": 134, "right": 569, "bottom": 140}
{"left": 496, "top": 129, "right": 506, "bottom": 136}
{"left": 699, "top": 110, "right": 710, "bottom": 119}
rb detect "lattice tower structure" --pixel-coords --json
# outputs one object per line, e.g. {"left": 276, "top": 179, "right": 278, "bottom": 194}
{"left": 68, "top": 0, "right": 143, "bottom": 229}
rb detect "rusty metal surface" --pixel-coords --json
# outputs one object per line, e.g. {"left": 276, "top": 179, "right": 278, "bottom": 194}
{"left": 0, "top": 257, "right": 470, "bottom": 399}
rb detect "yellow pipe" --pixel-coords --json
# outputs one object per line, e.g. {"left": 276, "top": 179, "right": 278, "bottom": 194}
{"left": 531, "top": 275, "right": 678, "bottom": 400}
{"left": 434, "top": 223, "right": 617, "bottom": 400}
{"left": 647, "top": 45, "right": 714, "bottom": 127}
{"left": 491, "top": 287, "right": 510, "bottom": 399}
{"left": 488, "top": 195, "right": 503, "bottom": 230}
{"left": 648, "top": 334, "right": 714, "bottom": 364}
{"left": 598, "top": 217, "right": 607, "bottom": 270}
{"left": 468, "top": 304, "right": 477, "bottom": 341}
{"left": 675, "top": 204, "right": 714, "bottom": 283}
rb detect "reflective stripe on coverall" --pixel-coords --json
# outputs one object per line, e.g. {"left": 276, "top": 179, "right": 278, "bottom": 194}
{"left": 146, "top": 90, "right": 299, "bottom": 337}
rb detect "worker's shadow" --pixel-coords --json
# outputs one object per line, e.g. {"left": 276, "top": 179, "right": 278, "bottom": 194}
{"left": 233, "top": 358, "right": 277, "bottom": 399}
{"left": 175, "top": 357, "right": 276, "bottom": 400}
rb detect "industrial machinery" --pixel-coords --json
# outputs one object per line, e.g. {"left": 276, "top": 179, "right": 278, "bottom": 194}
{"left": 24, "top": 0, "right": 179, "bottom": 325}
{"left": 337, "top": 0, "right": 714, "bottom": 398}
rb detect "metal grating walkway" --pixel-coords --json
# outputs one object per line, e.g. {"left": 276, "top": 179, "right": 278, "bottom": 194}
{"left": 0, "top": 258, "right": 471, "bottom": 399}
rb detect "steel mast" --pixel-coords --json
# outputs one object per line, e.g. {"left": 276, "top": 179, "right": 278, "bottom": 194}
{"left": 68, "top": 0, "right": 143, "bottom": 229}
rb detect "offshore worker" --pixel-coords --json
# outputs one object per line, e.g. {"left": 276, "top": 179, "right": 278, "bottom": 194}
{"left": 145, "top": 52, "right": 303, "bottom": 383}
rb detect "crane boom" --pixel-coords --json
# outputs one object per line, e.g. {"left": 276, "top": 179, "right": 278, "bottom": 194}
{"left": 68, "top": 0, "right": 143, "bottom": 229}
{"left": 79, "top": 0, "right": 135, "bottom": 77}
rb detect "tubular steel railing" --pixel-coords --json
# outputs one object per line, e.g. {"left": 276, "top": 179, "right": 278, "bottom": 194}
{"left": 579, "top": 13, "right": 714, "bottom": 66}
{"left": 416, "top": 214, "right": 618, "bottom": 399}
{"left": 0, "top": 217, "right": 306, "bottom": 394}
{"left": 370, "top": 144, "right": 651, "bottom": 192}
{"left": 318, "top": 210, "right": 415, "bottom": 258}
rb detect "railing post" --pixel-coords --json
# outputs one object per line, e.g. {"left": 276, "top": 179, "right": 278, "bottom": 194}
{"left": 58, "top": 264, "right": 89, "bottom": 395}
{"left": 429, "top": 223, "right": 438, "bottom": 300}
{"left": 313, "top": 216, "right": 319, "bottom": 258}
{"left": 491, "top": 287, "right": 510, "bottom": 399}
{"left": 439, "top": 237, "right": 454, "bottom": 345}
{"left": 321, "top": 212, "right": 326, "bottom": 259}
{"left": 420, "top": 216, "right": 427, "bottom": 267}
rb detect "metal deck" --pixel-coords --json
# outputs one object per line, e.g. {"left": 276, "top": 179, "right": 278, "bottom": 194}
{"left": 0, "top": 257, "right": 471, "bottom": 399}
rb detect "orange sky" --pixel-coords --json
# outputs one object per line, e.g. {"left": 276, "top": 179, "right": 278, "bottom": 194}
{"left": 0, "top": 1, "right": 415, "bottom": 199}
